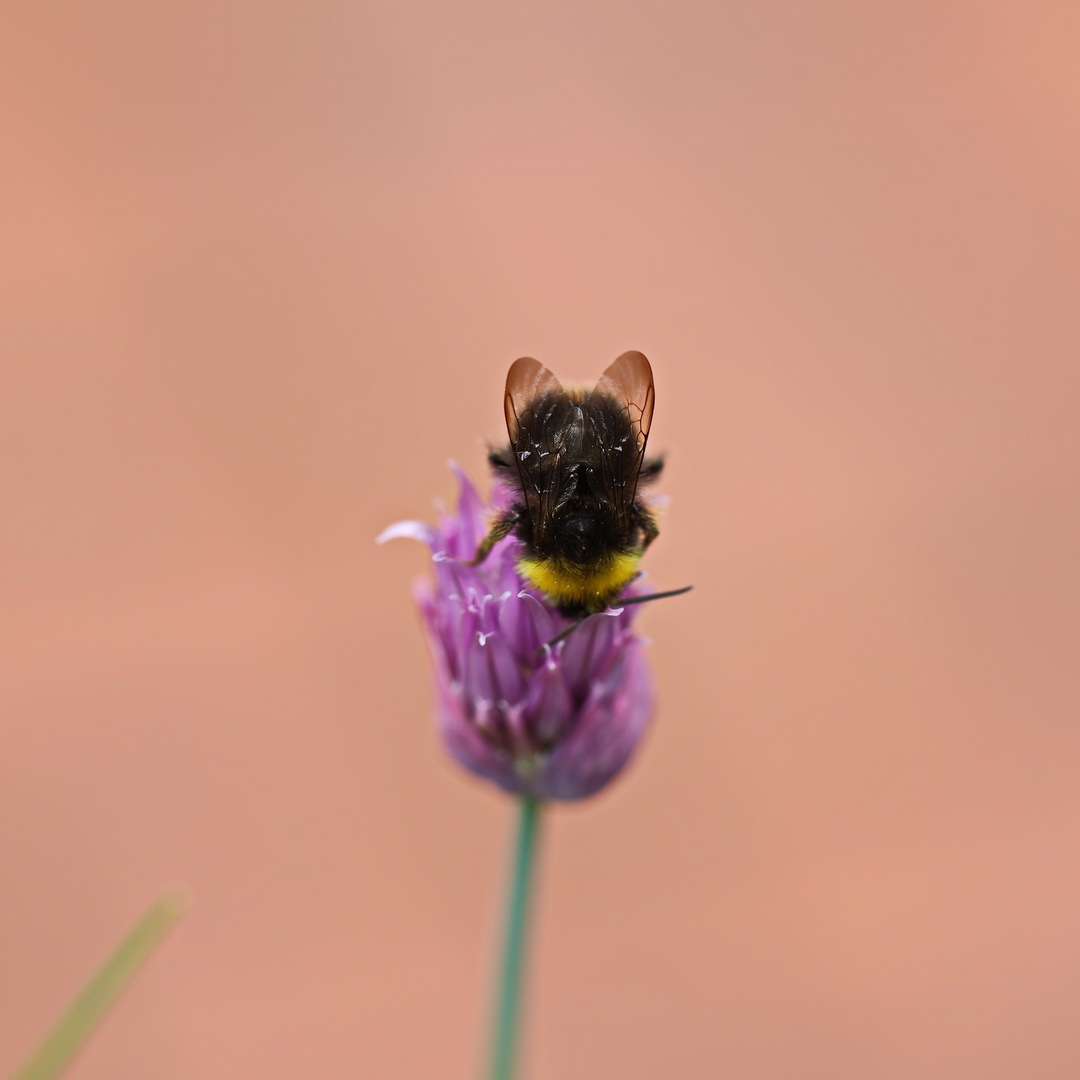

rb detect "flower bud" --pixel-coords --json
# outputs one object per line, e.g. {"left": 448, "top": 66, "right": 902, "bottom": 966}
{"left": 379, "top": 465, "right": 655, "bottom": 800}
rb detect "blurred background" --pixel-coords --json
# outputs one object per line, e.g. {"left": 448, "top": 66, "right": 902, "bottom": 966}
{"left": 2, "top": 1, "right": 1079, "bottom": 1077}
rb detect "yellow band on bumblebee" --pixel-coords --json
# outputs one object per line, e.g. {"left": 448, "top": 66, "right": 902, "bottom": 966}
{"left": 517, "top": 551, "right": 641, "bottom": 608}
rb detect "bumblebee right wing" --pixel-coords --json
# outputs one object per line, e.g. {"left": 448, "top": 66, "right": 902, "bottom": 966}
{"left": 593, "top": 350, "right": 656, "bottom": 528}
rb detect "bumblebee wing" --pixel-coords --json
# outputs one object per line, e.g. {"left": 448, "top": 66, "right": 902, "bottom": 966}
{"left": 504, "top": 357, "right": 562, "bottom": 443}
{"left": 504, "top": 357, "right": 564, "bottom": 544}
{"left": 595, "top": 351, "right": 655, "bottom": 448}
{"left": 594, "top": 351, "right": 655, "bottom": 522}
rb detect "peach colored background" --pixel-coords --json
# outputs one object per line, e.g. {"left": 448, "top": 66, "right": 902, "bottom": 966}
{"left": 3, "top": 2, "right": 1079, "bottom": 1077}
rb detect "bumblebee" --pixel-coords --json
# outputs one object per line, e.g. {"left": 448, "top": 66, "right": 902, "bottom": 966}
{"left": 471, "top": 351, "right": 663, "bottom": 616}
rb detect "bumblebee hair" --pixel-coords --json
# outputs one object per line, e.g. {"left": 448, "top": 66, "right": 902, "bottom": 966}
{"left": 472, "top": 352, "right": 668, "bottom": 618}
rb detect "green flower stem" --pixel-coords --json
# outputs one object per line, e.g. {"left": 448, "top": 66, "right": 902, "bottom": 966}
{"left": 487, "top": 795, "right": 543, "bottom": 1080}
{"left": 11, "top": 889, "right": 187, "bottom": 1080}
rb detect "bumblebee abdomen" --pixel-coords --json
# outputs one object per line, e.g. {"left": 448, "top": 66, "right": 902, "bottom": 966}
{"left": 517, "top": 551, "right": 641, "bottom": 615}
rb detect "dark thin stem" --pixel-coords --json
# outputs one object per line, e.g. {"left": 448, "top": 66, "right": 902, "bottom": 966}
{"left": 541, "top": 617, "right": 585, "bottom": 653}
{"left": 539, "top": 585, "right": 694, "bottom": 653}
{"left": 617, "top": 584, "right": 694, "bottom": 606}
{"left": 487, "top": 796, "right": 543, "bottom": 1080}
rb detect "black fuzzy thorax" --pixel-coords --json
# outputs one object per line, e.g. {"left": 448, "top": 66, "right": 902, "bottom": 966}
{"left": 491, "top": 387, "right": 656, "bottom": 570}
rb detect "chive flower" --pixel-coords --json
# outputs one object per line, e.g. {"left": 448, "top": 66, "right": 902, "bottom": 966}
{"left": 378, "top": 464, "right": 654, "bottom": 800}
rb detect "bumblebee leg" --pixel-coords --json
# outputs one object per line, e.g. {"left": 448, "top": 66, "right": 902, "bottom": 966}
{"left": 488, "top": 445, "right": 515, "bottom": 471}
{"left": 468, "top": 510, "right": 519, "bottom": 566}
{"left": 635, "top": 504, "right": 660, "bottom": 551}
{"left": 638, "top": 455, "right": 664, "bottom": 482}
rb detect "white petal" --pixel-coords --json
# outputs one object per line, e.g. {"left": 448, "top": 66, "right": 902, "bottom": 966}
{"left": 376, "top": 520, "right": 437, "bottom": 546}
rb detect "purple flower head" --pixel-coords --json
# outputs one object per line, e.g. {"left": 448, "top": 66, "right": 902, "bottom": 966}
{"left": 378, "top": 464, "right": 655, "bottom": 800}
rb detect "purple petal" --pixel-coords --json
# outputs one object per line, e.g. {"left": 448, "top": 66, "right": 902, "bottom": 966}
{"left": 524, "top": 659, "right": 575, "bottom": 745}
{"left": 462, "top": 629, "right": 526, "bottom": 708}
{"left": 503, "top": 701, "right": 536, "bottom": 760}
{"left": 538, "top": 645, "right": 653, "bottom": 800}
{"left": 559, "top": 613, "right": 621, "bottom": 701}
{"left": 435, "top": 690, "right": 524, "bottom": 795}
{"left": 499, "top": 589, "right": 557, "bottom": 658}
{"left": 445, "top": 461, "right": 487, "bottom": 560}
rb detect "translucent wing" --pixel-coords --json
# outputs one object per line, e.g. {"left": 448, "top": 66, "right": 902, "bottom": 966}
{"left": 595, "top": 351, "right": 655, "bottom": 449}
{"left": 504, "top": 357, "right": 565, "bottom": 545}
{"left": 593, "top": 351, "right": 655, "bottom": 523}
{"left": 504, "top": 357, "right": 562, "bottom": 443}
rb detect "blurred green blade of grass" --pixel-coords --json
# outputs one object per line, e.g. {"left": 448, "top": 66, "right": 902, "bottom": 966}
{"left": 10, "top": 888, "right": 188, "bottom": 1080}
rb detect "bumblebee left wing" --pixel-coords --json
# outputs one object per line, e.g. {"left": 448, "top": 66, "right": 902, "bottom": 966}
{"left": 503, "top": 357, "right": 565, "bottom": 548}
